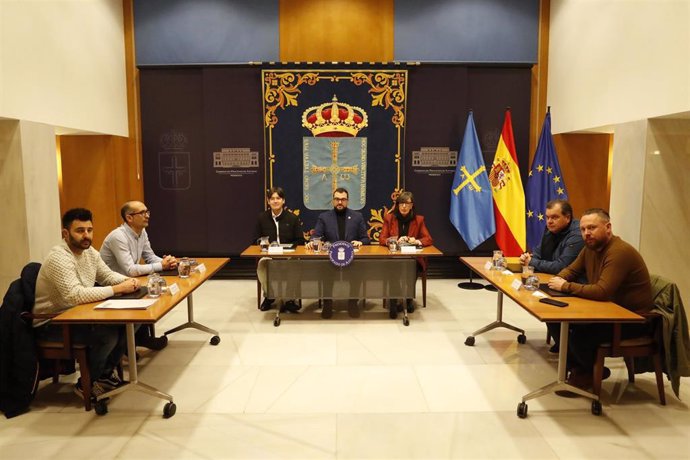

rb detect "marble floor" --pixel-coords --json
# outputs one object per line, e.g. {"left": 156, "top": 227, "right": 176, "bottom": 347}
{"left": 2, "top": 279, "right": 689, "bottom": 459}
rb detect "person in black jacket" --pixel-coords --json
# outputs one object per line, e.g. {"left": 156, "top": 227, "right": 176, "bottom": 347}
{"left": 255, "top": 187, "right": 305, "bottom": 312}
{"left": 0, "top": 263, "right": 41, "bottom": 418}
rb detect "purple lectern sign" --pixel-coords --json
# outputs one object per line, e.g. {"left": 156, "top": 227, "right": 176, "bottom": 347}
{"left": 328, "top": 241, "right": 355, "bottom": 267}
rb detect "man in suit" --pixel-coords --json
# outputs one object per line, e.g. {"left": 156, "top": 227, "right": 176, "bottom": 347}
{"left": 312, "top": 187, "right": 370, "bottom": 318}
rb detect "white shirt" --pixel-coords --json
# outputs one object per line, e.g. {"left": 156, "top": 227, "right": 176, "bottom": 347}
{"left": 100, "top": 223, "right": 163, "bottom": 276}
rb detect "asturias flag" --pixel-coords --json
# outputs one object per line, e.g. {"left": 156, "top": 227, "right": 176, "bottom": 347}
{"left": 526, "top": 110, "right": 568, "bottom": 250}
{"left": 450, "top": 112, "right": 495, "bottom": 250}
{"left": 488, "top": 109, "right": 526, "bottom": 256}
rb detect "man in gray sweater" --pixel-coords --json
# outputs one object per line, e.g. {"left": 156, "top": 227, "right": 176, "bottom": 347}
{"left": 33, "top": 208, "right": 140, "bottom": 400}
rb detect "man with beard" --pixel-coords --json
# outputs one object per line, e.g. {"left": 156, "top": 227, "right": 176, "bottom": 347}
{"left": 547, "top": 208, "right": 652, "bottom": 392}
{"left": 312, "top": 187, "right": 370, "bottom": 318}
{"left": 520, "top": 199, "right": 584, "bottom": 352}
{"left": 100, "top": 200, "right": 177, "bottom": 350}
{"left": 33, "top": 208, "right": 140, "bottom": 400}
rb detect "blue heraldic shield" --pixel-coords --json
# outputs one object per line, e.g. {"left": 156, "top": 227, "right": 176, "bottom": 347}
{"left": 303, "top": 137, "right": 367, "bottom": 210}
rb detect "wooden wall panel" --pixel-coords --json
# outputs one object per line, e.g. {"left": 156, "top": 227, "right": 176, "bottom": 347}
{"left": 280, "top": 0, "right": 394, "bottom": 62}
{"left": 553, "top": 132, "right": 612, "bottom": 218}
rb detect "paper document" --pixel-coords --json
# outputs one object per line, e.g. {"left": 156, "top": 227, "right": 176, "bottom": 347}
{"left": 95, "top": 299, "right": 157, "bottom": 310}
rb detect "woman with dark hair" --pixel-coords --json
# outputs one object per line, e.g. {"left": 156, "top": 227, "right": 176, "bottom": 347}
{"left": 378, "top": 191, "right": 433, "bottom": 318}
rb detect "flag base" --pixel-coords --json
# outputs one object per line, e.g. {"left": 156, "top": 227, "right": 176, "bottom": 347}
{"left": 458, "top": 281, "right": 485, "bottom": 290}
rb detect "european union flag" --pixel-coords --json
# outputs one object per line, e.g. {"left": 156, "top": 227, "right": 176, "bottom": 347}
{"left": 450, "top": 112, "right": 495, "bottom": 250}
{"left": 526, "top": 110, "right": 568, "bottom": 250}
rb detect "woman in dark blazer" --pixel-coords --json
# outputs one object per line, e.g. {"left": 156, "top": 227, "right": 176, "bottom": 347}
{"left": 378, "top": 191, "right": 433, "bottom": 318}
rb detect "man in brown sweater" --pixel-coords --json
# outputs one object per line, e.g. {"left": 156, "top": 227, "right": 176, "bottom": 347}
{"left": 547, "top": 208, "right": 652, "bottom": 390}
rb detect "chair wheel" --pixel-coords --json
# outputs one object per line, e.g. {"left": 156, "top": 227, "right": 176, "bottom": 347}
{"left": 164, "top": 402, "right": 177, "bottom": 418}
{"left": 517, "top": 402, "right": 528, "bottom": 418}
{"left": 402, "top": 317, "right": 410, "bottom": 327}
{"left": 273, "top": 317, "right": 281, "bottom": 327}
{"left": 210, "top": 335, "right": 221, "bottom": 346}
{"left": 517, "top": 334, "right": 527, "bottom": 344}
{"left": 591, "top": 400, "right": 602, "bottom": 416}
{"left": 95, "top": 400, "right": 108, "bottom": 416}
{"left": 465, "top": 336, "right": 475, "bottom": 346}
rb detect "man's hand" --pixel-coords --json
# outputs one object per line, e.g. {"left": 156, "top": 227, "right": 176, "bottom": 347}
{"left": 519, "top": 252, "right": 532, "bottom": 266}
{"left": 351, "top": 240, "right": 363, "bottom": 248}
{"left": 162, "top": 255, "right": 177, "bottom": 269}
{"left": 113, "top": 278, "right": 139, "bottom": 294}
{"left": 548, "top": 276, "right": 567, "bottom": 291}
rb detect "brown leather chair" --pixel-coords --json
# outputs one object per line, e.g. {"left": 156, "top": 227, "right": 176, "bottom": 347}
{"left": 26, "top": 312, "right": 94, "bottom": 411}
{"left": 592, "top": 311, "right": 666, "bottom": 406}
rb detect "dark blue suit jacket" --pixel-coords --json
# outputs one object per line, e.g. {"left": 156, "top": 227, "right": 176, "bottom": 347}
{"left": 313, "top": 208, "right": 370, "bottom": 244}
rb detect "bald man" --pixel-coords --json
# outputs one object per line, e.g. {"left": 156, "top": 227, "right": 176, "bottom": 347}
{"left": 100, "top": 201, "right": 177, "bottom": 350}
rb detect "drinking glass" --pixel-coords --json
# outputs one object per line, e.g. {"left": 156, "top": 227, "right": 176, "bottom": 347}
{"left": 259, "top": 236, "right": 269, "bottom": 252}
{"left": 178, "top": 258, "right": 191, "bottom": 278}
{"left": 311, "top": 236, "right": 322, "bottom": 253}
{"left": 387, "top": 236, "right": 399, "bottom": 253}
{"left": 492, "top": 250, "right": 504, "bottom": 270}
{"left": 147, "top": 274, "right": 162, "bottom": 297}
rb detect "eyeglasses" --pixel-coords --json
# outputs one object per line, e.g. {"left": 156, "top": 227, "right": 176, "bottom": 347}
{"left": 398, "top": 201, "right": 413, "bottom": 206}
{"left": 333, "top": 197, "right": 349, "bottom": 202}
{"left": 129, "top": 210, "right": 150, "bottom": 217}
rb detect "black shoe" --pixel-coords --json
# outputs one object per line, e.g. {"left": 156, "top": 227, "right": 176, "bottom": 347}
{"left": 548, "top": 344, "right": 559, "bottom": 354}
{"left": 406, "top": 299, "right": 415, "bottom": 313}
{"left": 389, "top": 300, "right": 399, "bottom": 319}
{"left": 260, "top": 298, "right": 274, "bottom": 311}
{"left": 282, "top": 300, "right": 301, "bottom": 313}
{"left": 321, "top": 300, "right": 333, "bottom": 319}
{"left": 137, "top": 334, "right": 168, "bottom": 351}
{"left": 348, "top": 299, "right": 360, "bottom": 318}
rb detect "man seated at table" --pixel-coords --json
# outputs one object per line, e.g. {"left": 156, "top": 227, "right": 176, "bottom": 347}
{"left": 378, "top": 191, "right": 433, "bottom": 319}
{"left": 313, "top": 187, "right": 370, "bottom": 318}
{"left": 255, "top": 186, "right": 305, "bottom": 313}
{"left": 547, "top": 208, "right": 652, "bottom": 392}
{"left": 520, "top": 199, "right": 584, "bottom": 352}
{"left": 33, "top": 208, "right": 141, "bottom": 400}
{"left": 100, "top": 200, "right": 177, "bottom": 350}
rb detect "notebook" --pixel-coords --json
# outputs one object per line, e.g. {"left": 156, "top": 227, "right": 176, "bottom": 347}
{"left": 538, "top": 283, "right": 572, "bottom": 298}
{"left": 112, "top": 286, "right": 148, "bottom": 299}
{"left": 158, "top": 269, "right": 178, "bottom": 276}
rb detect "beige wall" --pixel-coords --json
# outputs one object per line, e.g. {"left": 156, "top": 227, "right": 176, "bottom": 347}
{"left": 0, "top": 120, "right": 61, "bottom": 295}
{"left": 640, "top": 118, "right": 690, "bottom": 307}
{"left": 0, "top": 0, "right": 128, "bottom": 136}
{"left": 609, "top": 120, "right": 648, "bottom": 249}
{"left": 548, "top": 0, "right": 690, "bottom": 134}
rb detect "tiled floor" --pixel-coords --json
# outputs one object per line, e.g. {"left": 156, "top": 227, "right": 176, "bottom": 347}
{"left": 2, "top": 279, "right": 689, "bottom": 459}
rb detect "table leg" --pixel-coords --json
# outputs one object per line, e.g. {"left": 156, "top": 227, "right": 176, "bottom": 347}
{"left": 94, "top": 324, "right": 176, "bottom": 417}
{"left": 517, "top": 321, "right": 600, "bottom": 418}
{"left": 164, "top": 294, "right": 221, "bottom": 345}
{"left": 465, "top": 291, "right": 526, "bottom": 346}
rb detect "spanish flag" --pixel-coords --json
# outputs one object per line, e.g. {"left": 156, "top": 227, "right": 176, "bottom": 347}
{"left": 489, "top": 110, "right": 526, "bottom": 256}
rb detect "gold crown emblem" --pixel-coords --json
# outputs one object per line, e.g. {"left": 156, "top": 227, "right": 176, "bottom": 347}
{"left": 302, "top": 95, "right": 368, "bottom": 137}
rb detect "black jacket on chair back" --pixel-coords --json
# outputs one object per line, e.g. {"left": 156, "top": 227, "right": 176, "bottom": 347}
{"left": 0, "top": 262, "right": 41, "bottom": 418}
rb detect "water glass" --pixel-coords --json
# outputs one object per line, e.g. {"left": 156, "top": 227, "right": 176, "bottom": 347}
{"left": 311, "top": 236, "right": 322, "bottom": 253}
{"left": 522, "top": 266, "right": 539, "bottom": 291}
{"left": 259, "top": 236, "right": 269, "bottom": 252}
{"left": 492, "top": 250, "right": 505, "bottom": 270}
{"left": 387, "top": 236, "right": 399, "bottom": 253}
{"left": 147, "top": 274, "right": 162, "bottom": 298}
{"left": 178, "top": 258, "right": 191, "bottom": 278}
